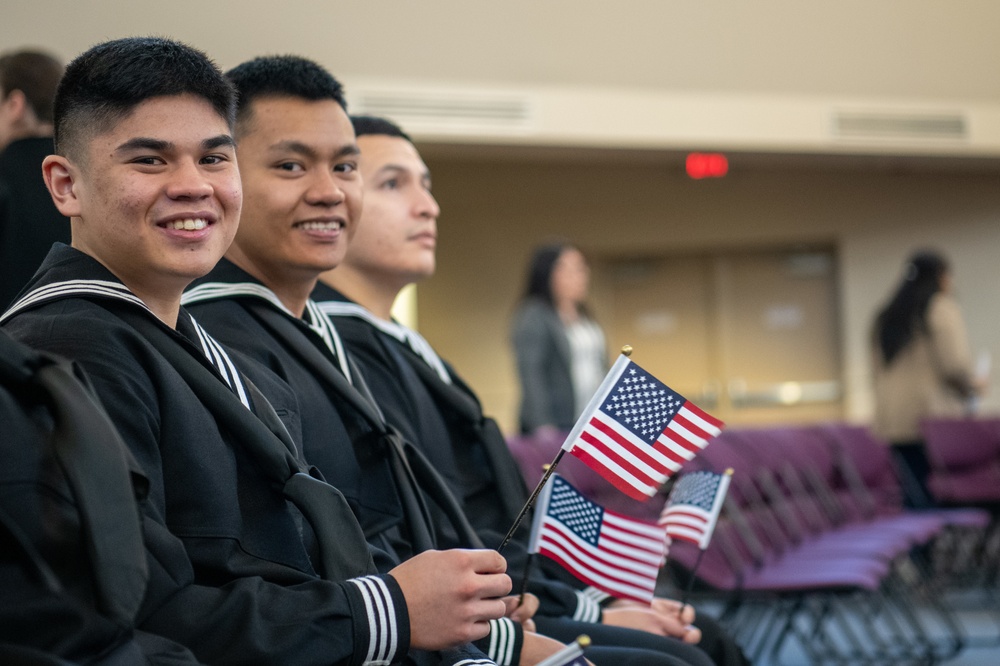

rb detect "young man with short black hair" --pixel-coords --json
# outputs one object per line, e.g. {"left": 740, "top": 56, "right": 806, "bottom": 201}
{"left": 316, "top": 116, "right": 750, "bottom": 666}
{"left": 2, "top": 38, "right": 509, "bottom": 665}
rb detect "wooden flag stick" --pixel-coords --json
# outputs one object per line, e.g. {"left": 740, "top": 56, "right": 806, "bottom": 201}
{"left": 679, "top": 548, "right": 705, "bottom": 613}
{"left": 497, "top": 449, "right": 566, "bottom": 554}
{"left": 517, "top": 552, "right": 535, "bottom": 605}
{"left": 498, "top": 345, "right": 633, "bottom": 555}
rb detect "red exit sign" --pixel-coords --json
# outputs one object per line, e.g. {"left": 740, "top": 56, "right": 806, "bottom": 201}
{"left": 686, "top": 152, "right": 728, "bottom": 179}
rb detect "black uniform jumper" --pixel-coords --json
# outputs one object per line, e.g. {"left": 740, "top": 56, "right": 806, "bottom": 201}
{"left": 185, "top": 259, "right": 503, "bottom": 665}
{"left": 2, "top": 245, "right": 417, "bottom": 666}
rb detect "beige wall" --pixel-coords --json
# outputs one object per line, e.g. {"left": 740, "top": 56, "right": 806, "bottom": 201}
{"left": 6, "top": 1, "right": 1000, "bottom": 101}
{"left": 417, "top": 155, "right": 1000, "bottom": 433}
{"left": 6, "top": 1, "right": 999, "bottom": 432}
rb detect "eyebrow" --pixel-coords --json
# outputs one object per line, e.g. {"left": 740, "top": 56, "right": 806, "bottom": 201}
{"left": 115, "top": 134, "right": 236, "bottom": 154}
{"left": 377, "top": 163, "right": 432, "bottom": 184}
{"left": 269, "top": 140, "right": 360, "bottom": 160}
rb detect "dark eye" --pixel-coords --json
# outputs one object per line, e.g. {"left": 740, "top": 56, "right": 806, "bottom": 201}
{"left": 334, "top": 161, "right": 357, "bottom": 174}
{"left": 277, "top": 162, "right": 304, "bottom": 172}
{"left": 381, "top": 178, "right": 399, "bottom": 190}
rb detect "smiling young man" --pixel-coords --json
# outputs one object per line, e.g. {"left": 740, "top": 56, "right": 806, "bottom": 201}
{"left": 181, "top": 55, "right": 525, "bottom": 666}
{"left": 1, "top": 39, "right": 510, "bottom": 666}
{"left": 316, "top": 116, "right": 750, "bottom": 666}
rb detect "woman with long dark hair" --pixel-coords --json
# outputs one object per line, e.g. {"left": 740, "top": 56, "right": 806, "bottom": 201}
{"left": 872, "top": 250, "right": 982, "bottom": 507}
{"left": 511, "top": 242, "right": 607, "bottom": 434}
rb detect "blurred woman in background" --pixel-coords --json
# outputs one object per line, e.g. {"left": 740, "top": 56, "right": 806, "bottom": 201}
{"left": 872, "top": 249, "right": 984, "bottom": 507}
{"left": 511, "top": 242, "right": 607, "bottom": 435}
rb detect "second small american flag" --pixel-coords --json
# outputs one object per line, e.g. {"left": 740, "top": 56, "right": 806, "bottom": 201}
{"left": 528, "top": 474, "right": 667, "bottom": 603}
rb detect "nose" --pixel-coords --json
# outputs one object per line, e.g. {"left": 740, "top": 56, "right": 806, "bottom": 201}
{"left": 416, "top": 187, "right": 440, "bottom": 219}
{"left": 305, "top": 169, "right": 346, "bottom": 207}
{"left": 165, "top": 159, "right": 213, "bottom": 200}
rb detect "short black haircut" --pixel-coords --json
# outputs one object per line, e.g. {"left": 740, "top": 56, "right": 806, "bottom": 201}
{"left": 351, "top": 115, "right": 412, "bottom": 142}
{"left": 225, "top": 56, "right": 346, "bottom": 136}
{"left": 0, "top": 49, "right": 63, "bottom": 123}
{"left": 53, "top": 37, "right": 236, "bottom": 160}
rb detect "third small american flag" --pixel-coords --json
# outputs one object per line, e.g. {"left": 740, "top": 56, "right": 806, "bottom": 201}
{"left": 659, "top": 470, "right": 732, "bottom": 550}
{"left": 561, "top": 355, "right": 724, "bottom": 500}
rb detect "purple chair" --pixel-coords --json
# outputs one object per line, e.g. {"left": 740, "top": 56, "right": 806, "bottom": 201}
{"left": 920, "top": 417, "right": 1000, "bottom": 505}
{"left": 505, "top": 429, "right": 668, "bottom": 522}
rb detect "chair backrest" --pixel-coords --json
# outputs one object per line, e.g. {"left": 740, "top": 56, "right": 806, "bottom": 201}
{"left": 919, "top": 417, "right": 1000, "bottom": 504}
{"left": 816, "top": 423, "right": 905, "bottom": 516}
{"left": 920, "top": 417, "right": 1000, "bottom": 470}
{"left": 505, "top": 429, "right": 667, "bottom": 521}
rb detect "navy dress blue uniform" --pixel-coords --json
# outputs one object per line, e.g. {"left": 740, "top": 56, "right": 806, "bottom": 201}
{"left": 313, "top": 285, "right": 739, "bottom": 666}
{"left": 187, "top": 263, "right": 711, "bottom": 666}
{"left": 1, "top": 244, "right": 433, "bottom": 666}
{"left": 0, "top": 329, "right": 206, "bottom": 664}
{"left": 184, "top": 259, "right": 501, "bottom": 665}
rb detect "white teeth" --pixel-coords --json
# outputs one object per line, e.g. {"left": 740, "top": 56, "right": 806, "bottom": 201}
{"left": 298, "top": 221, "right": 342, "bottom": 231}
{"left": 166, "top": 218, "right": 208, "bottom": 230}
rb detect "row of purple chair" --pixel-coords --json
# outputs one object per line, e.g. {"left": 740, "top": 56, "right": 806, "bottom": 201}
{"left": 506, "top": 423, "right": 997, "bottom": 664}
{"left": 664, "top": 424, "right": 996, "bottom": 664}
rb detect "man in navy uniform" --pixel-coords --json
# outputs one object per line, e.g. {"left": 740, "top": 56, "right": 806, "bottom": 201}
{"left": 2, "top": 38, "right": 510, "bottom": 665}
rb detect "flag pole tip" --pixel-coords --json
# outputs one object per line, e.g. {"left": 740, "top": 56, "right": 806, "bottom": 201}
{"left": 576, "top": 634, "right": 591, "bottom": 648}
{"left": 724, "top": 467, "right": 735, "bottom": 476}
{"left": 621, "top": 345, "right": 633, "bottom": 357}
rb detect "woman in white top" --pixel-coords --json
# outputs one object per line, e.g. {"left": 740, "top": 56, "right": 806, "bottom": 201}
{"left": 511, "top": 242, "right": 607, "bottom": 434}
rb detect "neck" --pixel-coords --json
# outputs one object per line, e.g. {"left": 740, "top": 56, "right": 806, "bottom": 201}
{"left": 224, "top": 249, "right": 314, "bottom": 318}
{"left": 320, "top": 263, "right": 402, "bottom": 321}
{"left": 140, "top": 294, "right": 182, "bottom": 329}
{"left": 555, "top": 298, "right": 580, "bottom": 323}
{"left": 71, "top": 239, "right": 184, "bottom": 328}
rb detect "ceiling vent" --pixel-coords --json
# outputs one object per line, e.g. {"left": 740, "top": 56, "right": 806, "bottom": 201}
{"left": 351, "top": 88, "right": 536, "bottom": 135}
{"left": 833, "top": 111, "right": 968, "bottom": 141}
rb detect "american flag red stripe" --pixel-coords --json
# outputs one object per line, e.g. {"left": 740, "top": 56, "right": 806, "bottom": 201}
{"left": 659, "top": 470, "right": 732, "bottom": 550}
{"left": 661, "top": 507, "right": 710, "bottom": 546}
{"left": 529, "top": 475, "right": 668, "bottom": 603}
{"left": 562, "top": 356, "right": 724, "bottom": 500}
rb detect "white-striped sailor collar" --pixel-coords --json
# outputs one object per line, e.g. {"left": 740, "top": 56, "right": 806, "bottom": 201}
{"left": 2, "top": 277, "right": 253, "bottom": 411}
{"left": 183, "top": 280, "right": 353, "bottom": 384}
{"left": 317, "top": 299, "right": 452, "bottom": 386}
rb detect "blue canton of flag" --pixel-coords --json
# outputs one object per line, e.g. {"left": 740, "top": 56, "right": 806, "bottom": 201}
{"left": 562, "top": 355, "right": 725, "bottom": 500}
{"left": 547, "top": 476, "right": 605, "bottom": 546}
{"left": 659, "top": 470, "right": 732, "bottom": 550}
{"left": 603, "top": 368, "right": 684, "bottom": 443}
{"left": 528, "top": 474, "right": 668, "bottom": 603}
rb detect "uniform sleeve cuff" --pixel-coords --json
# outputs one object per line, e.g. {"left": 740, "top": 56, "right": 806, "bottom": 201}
{"left": 346, "top": 574, "right": 409, "bottom": 665}
{"left": 572, "top": 589, "right": 603, "bottom": 623}
{"left": 479, "top": 617, "right": 522, "bottom": 666}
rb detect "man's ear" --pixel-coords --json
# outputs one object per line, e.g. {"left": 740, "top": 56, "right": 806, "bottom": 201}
{"left": 1, "top": 89, "right": 28, "bottom": 122}
{"left": 42, "top": 154, "right": 83, "bottom": 218}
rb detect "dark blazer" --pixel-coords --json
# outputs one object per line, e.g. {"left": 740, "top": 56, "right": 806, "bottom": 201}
{"left": 510, "top": 298, "right": 577, "bottom": 433}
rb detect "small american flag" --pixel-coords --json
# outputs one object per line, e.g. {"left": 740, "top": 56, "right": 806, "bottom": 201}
{"left": 528, "top": 474, "right": 668, "bottom": 603}
{"left": 561, "top": 355, "right": 724, "bottom": 500}
{"left": 659, "top": 470, "right": 732, "bottom": 550}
